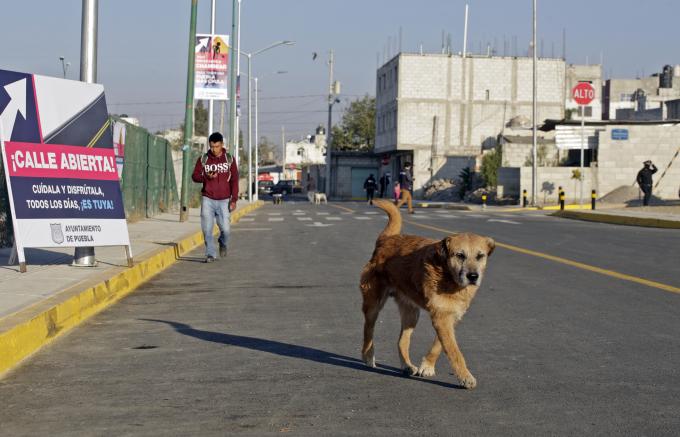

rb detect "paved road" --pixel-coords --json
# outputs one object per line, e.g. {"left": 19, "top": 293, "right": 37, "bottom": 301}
{"left": 1, "top": 201, "right": 679, "bottom": 436}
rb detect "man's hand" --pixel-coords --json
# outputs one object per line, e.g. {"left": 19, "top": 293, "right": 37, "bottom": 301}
{"left": 229, "top": 201, "right": 237, "bottom": 212}
{"left": 207, "top": 171, "right": 217, "bottom": 179}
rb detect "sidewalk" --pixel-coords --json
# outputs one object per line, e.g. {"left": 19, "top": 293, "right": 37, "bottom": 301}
{"left": 552, "top": 204, "right": 680, "bottom": 229}
{"left": 0, "top": 201, "right": 264, "bottom": 376}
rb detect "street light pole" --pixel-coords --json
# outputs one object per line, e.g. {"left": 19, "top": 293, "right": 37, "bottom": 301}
{"left": 254, "top": 76, "right": 259, "bottom": 201}
{"left": 59, "top": 57, "right": 70, "bottom": 78}
{"left": 238, "top": 41, "right": 295, "bottom": 202}
{"left": 325, "top": 49, "right": 334, "bottom": 197}
{"left": 531, "top": 0, "right": 538, "bottom": 206}
{"left": 207, "top": 0, "right": 216, "bottom": 144}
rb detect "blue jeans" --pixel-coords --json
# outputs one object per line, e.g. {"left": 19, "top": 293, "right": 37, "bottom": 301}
{"left": 200, "top": 196, "right": 230, "bottom": 258}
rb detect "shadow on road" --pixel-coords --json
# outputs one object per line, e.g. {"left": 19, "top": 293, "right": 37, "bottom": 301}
{"left": 141, "top": 318, "right": 463, "bottom": 389}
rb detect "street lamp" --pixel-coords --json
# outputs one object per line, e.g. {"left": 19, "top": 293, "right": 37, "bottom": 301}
{"left": 59, "top": 56, "right": 71, "bottom": 78}
{"left": 252, "top": 71, "right": 288, "bottom": 201}
{"left": 239, "top": 40, "right": 295, "bottom": 202}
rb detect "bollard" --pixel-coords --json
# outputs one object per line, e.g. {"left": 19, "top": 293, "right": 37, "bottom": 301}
{"left": 559, "top": 190, "right": 565, "bottom": 210}
{"left": 591, "top": 189, "right": 596, "bottom": 210}
{"left": 522, "top": 189, "right": 528, "bottom": 208}
{"left": 481, "top": 193, "right": 487, "bottom": 209}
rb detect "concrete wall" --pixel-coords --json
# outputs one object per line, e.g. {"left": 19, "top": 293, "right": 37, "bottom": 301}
{"left": 501, "top": 141, "right": 559, "bottom": 167}
{"left": 499, "top": 166, "right": 593, "bottom": 204}
{"left": 597, "top": 124, "right": 680, "bottom": 199}
{"left": 331, "top": 153, "right": 381, "bottom": 199}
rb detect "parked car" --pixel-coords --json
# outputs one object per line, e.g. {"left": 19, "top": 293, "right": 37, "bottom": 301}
{"left": 270, "top": 180, "right": 301, "bottom": 195}
{"left": 257, "top": 180, "right": 274, "bottom": 195}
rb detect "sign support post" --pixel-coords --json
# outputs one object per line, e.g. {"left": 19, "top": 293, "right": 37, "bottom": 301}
{"left": 571, "top": 81, "right": 595, "bottom": 208}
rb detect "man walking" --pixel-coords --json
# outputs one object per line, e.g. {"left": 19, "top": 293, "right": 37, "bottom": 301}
{"left": 364, "top": 173, "right": 377, "bottom": 205}
{"left": 395, "top": 162, "right": 414, "bottom": 214}
{"left": 636, "top": 160, "right": 658, "bottom": 206}
{"left": 192, "top": 132, "right": 239, "bottom": 263}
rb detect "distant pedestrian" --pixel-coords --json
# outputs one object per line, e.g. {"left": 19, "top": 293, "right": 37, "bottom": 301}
{"left": 364, "top": 174, "right": 377, "bottom": 205}
{"left": 395, "top": 162, "right": 414, "bottom": 214}
{"left": 192, "top": 132, "right": 239, "bottom": 263}
{"left": 393, "top": 182, "right": 401, "bottom": 202}
{"left": 379, "top": 172, "right": 390, "bottom": 198}
{"left": 636, "top": 160, "right": 658, "bottom": 206}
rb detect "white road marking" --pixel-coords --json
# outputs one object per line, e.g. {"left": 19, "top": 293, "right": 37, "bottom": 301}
{"left": 239, "top": 218, "right": 255, "bottom": 222}
{"left": 306, "top": 222, "right": 333, "bottom": 227}
{"left": 267, "top": 212, "right": 282, "bottom": 216}
{"left": 268, "top": 217, "right": 284, "bottom": 222}
{"left": 232, "top": 228, "right": 272, "bottom": 231}
{"left": 297, "top": 217, "right": 312, "bottom": 221}
{"left": 364, "top": 211, "right": 379, "bottom": 215}
{"left": 487, "top": 218, "right": 521, "bottom": 225}
{"left": 316, "top": 212, "right": 330, "bottom": 215}
{"left": 325, "top": 217, "right": 342, "bottom": 221}
{"left": 355, "top": 216, "right": 371, "bottom": 220}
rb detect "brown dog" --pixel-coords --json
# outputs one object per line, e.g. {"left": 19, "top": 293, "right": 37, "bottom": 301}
{"left": 359, "top": 200, "right": 494, "bottom": 389}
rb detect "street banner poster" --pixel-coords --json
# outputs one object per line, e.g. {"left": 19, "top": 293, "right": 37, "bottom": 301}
{"left": 0, "top": 68, "right": 131, "bottom": 270}
{"left": 194, "top": 34, "right": 230, "bottom": 100}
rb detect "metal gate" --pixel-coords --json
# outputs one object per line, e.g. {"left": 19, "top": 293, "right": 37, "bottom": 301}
{"left": 351, "top": 168, "right": 379, "bottom": 200}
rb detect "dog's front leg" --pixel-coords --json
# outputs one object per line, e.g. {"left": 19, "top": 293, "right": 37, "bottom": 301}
{"left": 431, "top": 313, "right": 476, "bottom": 389}
{"left": 417, "top": 336, "right": 442, "bottom": 377}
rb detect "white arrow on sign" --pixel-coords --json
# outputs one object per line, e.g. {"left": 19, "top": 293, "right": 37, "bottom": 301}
{"left": 0, "top": 78, "right": 27, "bottom": 141}
{"left": 196, "top": 37, "right": 210, "bottom": 52}
{"left": 306, "top": 221, "right": 333, "bottom": 227}
{"left": 487, "top": 219, "right": 521, "bottom": 225}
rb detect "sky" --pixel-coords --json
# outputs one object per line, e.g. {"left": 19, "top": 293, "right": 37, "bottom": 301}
{"left": 1, "top": 0, "right": 679, "bottom": 144}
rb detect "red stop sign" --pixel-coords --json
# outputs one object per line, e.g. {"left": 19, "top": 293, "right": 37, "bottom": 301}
{"left": 572, "top": 82, "right": 595, "bottom": 105}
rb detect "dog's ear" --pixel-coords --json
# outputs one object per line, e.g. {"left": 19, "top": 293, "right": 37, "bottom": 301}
{"left": 438, "top": 237, "right": 450, "bottom": 259}
{"left": 486, "top": 237, "right": 496, "bottom": 256}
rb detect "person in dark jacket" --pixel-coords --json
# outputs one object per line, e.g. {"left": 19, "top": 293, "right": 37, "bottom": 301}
{"left": 379, "top": 172, "right": 390, "bottom": 198}
{"left": 192, "top": 132, "right": 239, "bottom": 262}
{"left": 636, "top": 160, "right": 658, "bottom": 206}
{"left": 364, "top": 174, "right": 377, "bottom": 205}
{"left": 395, "top": 162, "right": 414, "bottom": 213}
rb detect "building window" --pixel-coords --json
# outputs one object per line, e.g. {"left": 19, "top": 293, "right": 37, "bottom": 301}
{"left": 394, "top": 66, "right": 398, "bottom": 86}
{"left": 485, "top": 89, "right": 490, "bottom": 100}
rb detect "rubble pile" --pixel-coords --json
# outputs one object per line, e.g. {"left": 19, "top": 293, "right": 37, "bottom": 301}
{"left": 422, "top": 179, "right": 462, "bottom": 202}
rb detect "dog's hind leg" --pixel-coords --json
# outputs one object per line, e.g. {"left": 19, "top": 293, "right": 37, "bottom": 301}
{"left": 396, "top": 299, "right": 420, "bottom": 376}
{"left": 417, "top": 336, "right": 442, "bottom": 377}
{"left": 360, "top": 269, "right": 387, "bottom": 368}
{"left": 431, "top": 312, "right": 477, "bottom": 389}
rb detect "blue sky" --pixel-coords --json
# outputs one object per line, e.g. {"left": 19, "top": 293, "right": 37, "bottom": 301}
{"left": 1, "top": 0, "right": 679, "bottom": 142}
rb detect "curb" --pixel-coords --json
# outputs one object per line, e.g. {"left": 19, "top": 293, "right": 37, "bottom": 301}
{"left": 0, "top": 201, "right": 265, "bottom": 378}
{"left": 551, "top": 210, "right": 680, "bottom": 229}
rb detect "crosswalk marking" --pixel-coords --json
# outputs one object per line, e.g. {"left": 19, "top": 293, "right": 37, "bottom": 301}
{"left": 267, "top": 212, "right": 282, "bottom": 216}
{"left": 268, "top": 217, "right": 284, "bottom": 222}
{"left": 316, "top": 212, "right": 330, "bottom": 215}
{"left": 297, "top": 217, "right": 312, "bottom": 221}
{"left": 292, "top": 212, "right": 306, "bottom": 216}
{"left": 355, "top": 216, "right": 371, "bottom": 220}
{"left": 364, "top": 211, "right": 379, "bottom": 215}
{"left": 325, "top": 217, "right": 342, "bottom": 221}
{"left": 239, "top": 218, "right": 255, "bottom": 222}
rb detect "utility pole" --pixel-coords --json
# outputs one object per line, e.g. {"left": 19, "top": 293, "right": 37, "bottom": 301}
{"left": 234, "top": 0, "right": 242, "bottom": 161}
{"left": 531, "top": 0, "right": 538, "bottom": 206}
{"left": 179, "top": 0, "right": 199, "bottom": 222}
{"left": 73, "top": 0, "right": 98, "bottom": 267}
{"left": 462, "top": 3, "right": 469, "bottom": 58}
{"left": 254, "top": 77, "right": 259, "bottom": 200}
{"left": 325, "top": 50, "right": 335, "bottom": 196}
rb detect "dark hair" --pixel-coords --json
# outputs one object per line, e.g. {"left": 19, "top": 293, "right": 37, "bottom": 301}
{"left": 404, "top": 162, "right": 411, "bottom": 168}
{"left": 209, "top": 132, "right": 224, "bottom": 144}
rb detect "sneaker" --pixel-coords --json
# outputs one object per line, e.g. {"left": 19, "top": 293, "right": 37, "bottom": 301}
{"left": 205, "top": 255, "right": 215, "bottom": 263}
{"left": 219, "top": 245, "right": 227, "bottom": 257}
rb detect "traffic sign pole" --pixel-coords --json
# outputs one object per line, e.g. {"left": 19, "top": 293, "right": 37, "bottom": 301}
{"left": 571, "top": 82, "right": 595, "bottom": 208}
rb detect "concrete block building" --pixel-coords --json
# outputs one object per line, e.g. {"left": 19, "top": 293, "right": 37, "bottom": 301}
{"left": 375, "top": 53, "right": 573, "bottom": 195}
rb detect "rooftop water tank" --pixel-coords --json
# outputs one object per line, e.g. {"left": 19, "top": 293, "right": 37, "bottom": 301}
{"left": 660, "top": 65, "right": 673, "bottom": 88}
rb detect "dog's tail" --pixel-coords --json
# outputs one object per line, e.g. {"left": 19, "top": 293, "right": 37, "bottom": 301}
{"left": 373, "top": 199, "right": 402, "bottom": 238}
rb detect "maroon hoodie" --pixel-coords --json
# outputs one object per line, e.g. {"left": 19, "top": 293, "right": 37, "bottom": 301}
{"left": 191, "top": 148, "right": 239, "bottom": 202}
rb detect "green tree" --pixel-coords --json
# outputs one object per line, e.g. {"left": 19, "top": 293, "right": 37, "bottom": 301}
{"left": 332, "top": 95, "right": 376, "bottom": 151}
{"left": 481, "top": 147, "right": 503, "bottom": 188}
{"left": 179, "top": 100, "right": 209, "bottom": 138}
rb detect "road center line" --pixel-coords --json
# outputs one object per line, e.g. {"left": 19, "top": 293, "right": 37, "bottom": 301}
{"left": 327, "top": 204, "right": 355, "bottom": 213}
{"left": 404, "top": 220, "right": 680, "bottom": 295}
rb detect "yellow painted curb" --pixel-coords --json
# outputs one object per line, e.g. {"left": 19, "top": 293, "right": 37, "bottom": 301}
{"left": 552, "top": 210, "right": 680, "bottom": 229}
{"left": 0, "top": 201, "right": 264, "bottom": 378}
